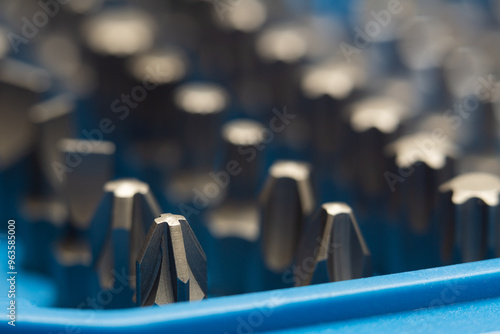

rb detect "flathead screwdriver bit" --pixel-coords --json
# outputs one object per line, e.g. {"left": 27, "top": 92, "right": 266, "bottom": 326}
{"left": 439, "top": 172, "right": 500, "bottom": 263}
{"left": 259, "top": 160, "right": 314, "bottom": 273}
{"left": 136, "top": 213, "right": 207, "bottom": 306}
{"left": 295, "top": 203, "right": 371, "bottom": 287}
{"left": 89, "top": 178, "right": 162, "bottom": 308}
{"left": 59, "top": 139, "right": 115, "bottom": 230}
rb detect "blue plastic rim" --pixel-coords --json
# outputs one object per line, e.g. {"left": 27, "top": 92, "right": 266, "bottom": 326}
{"left": 2, "top": 253, "right": 500, "bottom": 333}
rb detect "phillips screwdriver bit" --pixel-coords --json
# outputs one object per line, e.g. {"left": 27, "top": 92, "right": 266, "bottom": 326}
{"left": 346, "top": 95, "right": 412, "bottom": 199}
{"left": 88, "top": 178, "right": 162, "bottom": 308}
{"left": 295, "top": 202, "right": 371, "bottom": 287}
{"left": 439, "top": 172, "right": 500, "bottom": 264}
{"left": 385, "top": 131, "right": 459, "bottom": 272}
{"left": 300, "top": 59, "right": 366, "bottom": 171}
{"left": 136, "top": 213, "right": 207, "bottom": 306}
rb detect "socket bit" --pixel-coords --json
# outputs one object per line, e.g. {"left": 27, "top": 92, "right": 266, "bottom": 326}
{"left": 439, "top": 172, "right": 500, "bottom": 263}
{"left": 89, "top": 178, "right": 162, "bottom": 308}
{"left": 295, "top": 203, "right": 371, "bottom": 286}
{"left": 136, "top": 213, "right": 207, "bottom": 306}
{"left": 259, "top": 160, "right": 314, "bottom": 272}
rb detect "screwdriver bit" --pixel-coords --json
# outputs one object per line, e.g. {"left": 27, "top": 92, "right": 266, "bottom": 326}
{"left": 300, "top": 59, "right": 366, "bottom": 169}
{"left": 29, "top": 94, "right": 76, "bottom": 196}
{"left": 0, "top": 58, "right": 51, "bottom": 170}
{"left": 89, "top": 178, "right": 162, "bottom": 308}
{"left": 259, "top": 160, "right": 314, "bottom": 273}
{"left": 126, "top": 46, "right": 188, "bottom": 141}
{"left": 248, "top": 160, "right": 314, "bottom": 292}
{"left": 398, "top": 16, "right": 455, "bottom": 110}
{"left": 20, "top": 95, "right": 76, "bottom": 273}
{"left": 136, "top": 213, "right": 207, "bottom": 306}
{"left": 174, "top": 82, "right": 228, "bottom": 169}
{"left": 203, "top": 119, "right": 268, "bottom": 295}
{"left": 439, "top": 172, "right": 500, "bottom": 263}
{"left": 295, "top": 202, "right": 371, "bottom": 287}
{"left": 59, "top": 139, "right": 115, "bottom": 230}
{"left": 385, "top": 131, "right": 459, "bottom": 272}
{"left": 346, "top": 95, "right": 411, "bottom": 198}
{"left": 221, "top": 119, "right": 267, "bottom": 200}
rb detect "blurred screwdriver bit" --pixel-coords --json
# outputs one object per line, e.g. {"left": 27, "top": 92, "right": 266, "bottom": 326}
{"left": 259, "top": 160, "right": 314, "bottom": 273}
{"left": 300, "top": 59, "right": 366, "bottom": 164}
{"left": 81, "top": 7, "right": 157, "bottom": 127}
{"left": 443, "top": 47, "right": 500, "bottom": 152}
{"left": 346, "top": 95, "right": 411, "bottom": 198}
{"left": 174, "top": 82, "right": 228, "bottom": 169}
{"left": 221, "top": 119, "right": 266, "bottom": 200}
{"left": 20, "top": 95, "right": 76, "bottom": 273}
{"left": 385, "top": 131, "right": 459, "bottom": 272}
{"left": 295, "top": 203, "right": 371, "bottom": 287}
{"left": 398, "top": 16, "right": 455, "bottom": 111}
{"left": 126, "top": 46, "right": 188, "bottom": 141}
{"left": 89, "top": 178, "right": 162, "bottom": 308}
{"left": 136, "top": 213, "right": 207, "bottom": 306}
{"left": 0, "top": 58, "right": 51, "bottom": 170}
{"left": 439, "top": 172, "right": 500, "bottom": 263}
{"left": 29, "top": 94, "right": 76, "bottom": 196}
{"left": 59, "top": 139, "right": 115, "bottom": 230}
{"left": 386, "top": 132, "right": 459, "bottom": 234}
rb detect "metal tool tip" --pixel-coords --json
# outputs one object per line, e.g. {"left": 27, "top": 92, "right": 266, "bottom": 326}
{"left": 257, "top": 24, "right": 308, "bottom": 63}
{"left": 82, "top": 9, "right": 155, "bottom": 56}
{"left": 104, "top": 178, "right": 150, "bottom": 198}
{"left": 349, "top": 97, "right": 408, "bottom": 134}
{"left": 387, "top": 132, "right": 458, "bottom": 169}
{"left": 128, "top": 48, "right": 187, "bottom": 84}
{"left": 218, "top": 0, "right": 267, "bottom": 32}
{"left": 222, "top": 119, "right": 265, "bottom": 146}
{"left": 439, "top": 172, "right": 500, "bottom": 206}
{"left": 175, "top": 83, "right": 228, "bottom": 114}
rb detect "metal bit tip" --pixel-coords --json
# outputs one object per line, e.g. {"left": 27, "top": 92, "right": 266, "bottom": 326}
{"left": 136, "top": 213, "right": 207, "bottom": 306}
